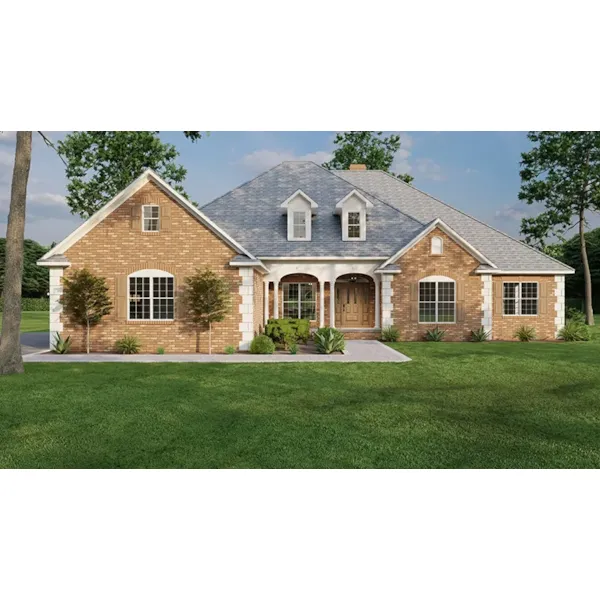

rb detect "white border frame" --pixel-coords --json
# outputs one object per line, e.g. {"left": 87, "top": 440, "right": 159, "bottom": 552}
{"left": 418, "top": 275, "right": 457, "bottom": 325}
{"left": 502, "top": 281, "right": 539, "bottom": 317}
{"left": 127, "top": 269, "right": 175, "bottom": 322}
{"left": 142, "top": 204, "right": 160, "bottom": 232}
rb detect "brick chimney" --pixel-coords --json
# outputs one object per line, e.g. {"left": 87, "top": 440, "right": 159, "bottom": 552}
{"left": 349, "top": 164, "right": 367, "bottom": 171}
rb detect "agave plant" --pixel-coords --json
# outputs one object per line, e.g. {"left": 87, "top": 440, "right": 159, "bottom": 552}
{"left": 424, "top": 327, "right": 446, "bottom": 342}
{"left": 513, "top": 325, "right": 536, "bottom": 342}
{"left": 115, "top": 335, "right": 141, "bottom": 354}
{"left": 52, "top": 332, "right": 72, "bottom": 354}
{"left": 558, "top": 320, "right": 591, "bottom": 342}
{"left": 314, "top": 327, "right": 345, "bottom": 354}
{"left": 470, "top": 327, "right": 490, "bottom": 342}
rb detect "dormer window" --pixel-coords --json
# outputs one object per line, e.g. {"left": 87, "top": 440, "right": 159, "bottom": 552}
{"left": 431, "top": 236, "right": 443, "bottom": 255}
{"left": 348, "top": 212, "right": 361, "bottom": 238}
{"left": 335, "top": 190, "right": 373, "bottom": 242}
{"left": 280, "top": 190, "right": 318, "bottom": 241}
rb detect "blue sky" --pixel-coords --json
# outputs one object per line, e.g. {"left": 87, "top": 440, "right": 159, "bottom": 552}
{"left": 0, "top": 131, "right": 573, "bottom": 246}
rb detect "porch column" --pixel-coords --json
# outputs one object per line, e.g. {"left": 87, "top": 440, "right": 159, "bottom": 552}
{"left": 264, "top": 280, "right": 270, "bottom": 324}
{"left": 319, "top": 280, "right": 325, "bottom": 328}
{"left": 273, "top": 279, "right": 280, "bottom": 318}
{"left": 329, "top": 279, "right": 335, "bottom": 327}
{"left": 49, "top": 267, "right": 65, "bottom": 348}
{"left": 381, "top": 274, "right": 394, "bottom": 327}
{"left": 375, "top": 276, "right": 381, "bottom": 329}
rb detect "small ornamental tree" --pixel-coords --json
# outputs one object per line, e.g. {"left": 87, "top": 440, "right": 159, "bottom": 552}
{"left": 183, "top": 269, "right": 231, "bottom": 354}
{"left": 62, "top": 269, "right": 112, "bottom": 354}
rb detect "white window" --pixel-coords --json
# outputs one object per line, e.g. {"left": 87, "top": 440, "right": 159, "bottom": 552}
{"left": 419, "top": 277, "right": 456, "bottom": 323}
{"left": 142, "top": 205, "right": 160, "bottom": 232}
{"left": 129, "top": 270, "right": 174, "bottom": 320}
{"left": 283, "top": 282, "right": 316, "bottom": 320}
{"left": 431, "top": 236, "right": 443, "bottom": 255}
{"left": 292, "top": 211, "right": 307, "bottom": 239}
{"left": 348, "top": 212, "right": 361, "bottom": 239}
{"left": 503, "top": 282, "right": 538, "bottom": 316}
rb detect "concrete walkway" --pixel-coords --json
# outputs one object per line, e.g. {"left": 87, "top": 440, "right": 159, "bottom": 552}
{"left": 23, "top": 340, "right": 411, "bottom": 363}
{"left": 21, "top": 332, "right": 49, "bottom": 355}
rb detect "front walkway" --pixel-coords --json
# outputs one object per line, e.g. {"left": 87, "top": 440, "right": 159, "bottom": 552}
{"left": 23, "top": 340, "right": 411, "bottom": 363}
{"left": 21, "top": 332, "right": 49, "bottom": 355}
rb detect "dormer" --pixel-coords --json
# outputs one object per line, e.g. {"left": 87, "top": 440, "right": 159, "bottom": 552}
{"left": 334, "top": 190, "right": 374, "bottom": 241}
{"left": 280, "top": 190, "right": 318, "bottom": 241}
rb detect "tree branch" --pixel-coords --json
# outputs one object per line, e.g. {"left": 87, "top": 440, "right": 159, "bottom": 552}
{"left": 37, "top": 131, "right": 68, "bottom": 167}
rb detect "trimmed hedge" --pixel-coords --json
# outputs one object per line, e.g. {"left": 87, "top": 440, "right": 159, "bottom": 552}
{"left": 0, "top": 297, "right": 49, "bottom": 312}
{"left": 265, "top": 318, "right": 310, "bottom": 344}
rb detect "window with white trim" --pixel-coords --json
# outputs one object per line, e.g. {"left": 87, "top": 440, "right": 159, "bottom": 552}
{"left": 503, "top": 282, "right": 538, "bottom": 315}
{"left": 348, "top": 212, "right": 361, "bottom": 239}
{"left": 419, "top": 278, "right": 456, "bottom": 323}
{"left": 431, "top": 236, "right": 443, "bottom": 255}
{"left": 129, "top": 272, "right": 174, "bottom": 320}
{"left": 292, "top": 211, "right": 307, "bottom": 239}
{"left": 283, "top": 282, "right": 316, "bottom": 320}
{"left": 142, "top": 205, "right": 160, "bottom": 232}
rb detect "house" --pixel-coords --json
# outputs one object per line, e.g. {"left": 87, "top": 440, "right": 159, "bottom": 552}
{"left": 38, "top": 161, "right": 574, "bottom": 352}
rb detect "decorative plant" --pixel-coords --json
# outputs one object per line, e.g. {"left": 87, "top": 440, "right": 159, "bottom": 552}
{"left": 249, "top": 335, "right": 275, "bottom": 355}
{"left": 115, "top": 335, "right": 141, "bottom": 354}
{"left": 52, "top": 332, "right": 72, "bottom": 354}
{"left": 470, "top": 327, "right": 491, "bottom": 342}
{"left": 425, "top": 327, "right": 446, "bottom": 342}
{"left": 265, "top": 318, "right": 310, "bottom": 344}
{"left": 558, "top": 320, "right": 591, "bottom": 342}
{"left": 381, "top": 326, "right": 400, "bottom": 342}
{"left": 289, "top": 341, "right": 299, "bottom": 355}
{"left": 61, "top": 268, "right": 113, "bottom": 354}
{"left": 513, "top": 325, "right": 536, "bottom": 342}
{"left": 183, "top": 268, "right": 231, "bottom": 354}
{"left": 566, "top": 307, "right": 585, "bottom": 323}
{"left": 224, "top": 345, "right": 236, "bottom": 355}
{"left": 157, "top": 347, "right": 166, "bottom": 355}
{"left": 314, "top": 327, "right": 345, "bottom": 354}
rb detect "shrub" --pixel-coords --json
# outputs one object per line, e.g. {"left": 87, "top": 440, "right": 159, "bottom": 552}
{"left": 425, "top": 327, "right": 446, "bottom": 342}
{"left": 470, "top": 327, "right": 490, "bottom": 342}
{"left": 265, "top": 318, "right": 310, "bottom": 344}
{"left": 289, "top": 341, "right": 299, "bottom": 355}
{"left": 558, "top": 320, "right": 591, "bottom": 341}
{"left": 566, "top": 307, "right": 585, "bottom": 323}
{"left": 314, "top": 327, "right": 345, "bottom": 354}
{"left": 157, "top": 347, "right": 166, "bottom": 355}
{"left": 514, "top": 325, "right": 536, "bottom": 342}
{"left": 381, "top": 326, "right": 400, "bottom": 342}
{"left": 0, "top": 297, "right": 50, "bottom": 312}
{"left": 115, "top": 335, "right": 141, "bottom": 354}
{"left": 249, "top": 335, "right": 275, "bottom": 354}
{"left": 224, "top": 345, "right": 236, "bottom": 355}
{"left": 52, "top": 332, "right": 71, "bottom": 354}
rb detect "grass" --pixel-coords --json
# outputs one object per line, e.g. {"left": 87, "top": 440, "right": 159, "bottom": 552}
{"left": 0, "top": 311, "right": 49, "bottom": 333}
{"left": 1, "top": 322, "right": 599, "bottom": 468}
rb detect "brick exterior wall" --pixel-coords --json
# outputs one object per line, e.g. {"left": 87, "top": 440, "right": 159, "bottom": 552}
{"left": 61, "top": 181, "right": 244, "bottom": 353}
{"left": 491, "top": 275, "right": 557, "bottom": 340}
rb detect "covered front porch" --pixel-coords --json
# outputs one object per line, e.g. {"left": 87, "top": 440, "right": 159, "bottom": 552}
{"left": 260, "top": 260, "right": 396, "bottom": 335}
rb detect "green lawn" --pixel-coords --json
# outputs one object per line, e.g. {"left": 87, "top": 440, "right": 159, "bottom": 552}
{"left": 1, "top": 331, "right": 600, "bottom": 468}
{"left": 0, "top": 311, "right": 49, "bottom": 333}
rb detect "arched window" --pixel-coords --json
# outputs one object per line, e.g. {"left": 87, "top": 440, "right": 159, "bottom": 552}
{"left": 419, "top": 275, "right": 455, "bottom": 323}
{"left": 431, "top": 236, "right": 443, "bottom": 255}
{"left": 128, "top": 269, "right": 174, "bottom": 320}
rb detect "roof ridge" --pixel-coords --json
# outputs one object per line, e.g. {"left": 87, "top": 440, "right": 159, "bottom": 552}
{"left": 376, "top": 170, "right": 574, "bottom": 271}
{"left": 312, "top": 162, "right": 425, "bottom": 227}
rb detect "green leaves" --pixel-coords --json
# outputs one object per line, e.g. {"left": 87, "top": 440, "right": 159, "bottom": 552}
{"left": 57, "top": 131, "right": 203, "bottom": 219}
{"left": 62, "top": 268, "right": 113, "bottom": 327}
{"left": 322, "top": 131, "right": 412, "bottom": 181}
{"left": 183, "top": 268, "right": 231, "bottom": 327}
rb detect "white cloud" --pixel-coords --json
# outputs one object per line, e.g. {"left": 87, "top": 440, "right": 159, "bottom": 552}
{"left": 29, "top": 192, "right": 67, "bottom": 206}
{"left": 391, "top": 133, "right": 414, "bottom": 175}
{"left": 415, "top": 157, "right": 445, "bottom": 181}
{"left": 465, "top": 167, "right": 478, "bottom": 175}
{"left": 240, "top": 149, "right": 333, "bottom": 172}
{"left": 495, "top": 203, "right": 528, "bottom": 221}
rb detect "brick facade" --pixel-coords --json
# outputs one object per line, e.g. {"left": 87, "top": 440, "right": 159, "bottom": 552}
{"left": 61, "top": 181, "right": 246, "bottom": 353}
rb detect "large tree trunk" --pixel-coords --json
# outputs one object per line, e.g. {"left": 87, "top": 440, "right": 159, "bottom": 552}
{"left": 0, "top": 132, "right": 32, "bottom": 376}
{"left": 579, "top": 209, "right": 594, "bottom": 325}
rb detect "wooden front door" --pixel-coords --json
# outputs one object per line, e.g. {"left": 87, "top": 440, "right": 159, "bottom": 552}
{"left": 336, "top": 282, "right": 371, "bottom": 328}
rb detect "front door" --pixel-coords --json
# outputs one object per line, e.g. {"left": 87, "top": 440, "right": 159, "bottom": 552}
{"left": 336, "top": 282, "right": 370, "bottom": 328}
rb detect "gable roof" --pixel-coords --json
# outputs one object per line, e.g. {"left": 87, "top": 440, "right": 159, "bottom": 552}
{"left": 39, "top": 169, "right": 263, "bottom": 268}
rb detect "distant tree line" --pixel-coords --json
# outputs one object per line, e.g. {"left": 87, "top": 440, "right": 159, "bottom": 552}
{"left": 0, "top": 238, "right": 49, "bottom": 298}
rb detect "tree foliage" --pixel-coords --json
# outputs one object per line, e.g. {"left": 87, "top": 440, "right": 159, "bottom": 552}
{"left": 57, "top": 131, "right": 203, "bottom": 219}
{"left": 0, "top": 238, "right": 49, "bottom": 298}
{"left": 519, "top": 131, "right": 600, "bottom": 324}
{"left": 322, "top": 131, "right": 414, "bottom": 183}
{"left": 183, "top": 268, "right": 231, "bottom": 354}
{"left": 62, "top": 268, "right": 112, "bottom": 353}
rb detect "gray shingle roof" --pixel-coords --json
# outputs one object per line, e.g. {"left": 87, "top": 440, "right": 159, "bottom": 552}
{"left": 201, "top": 161, "right": 572, "bottom": 271}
